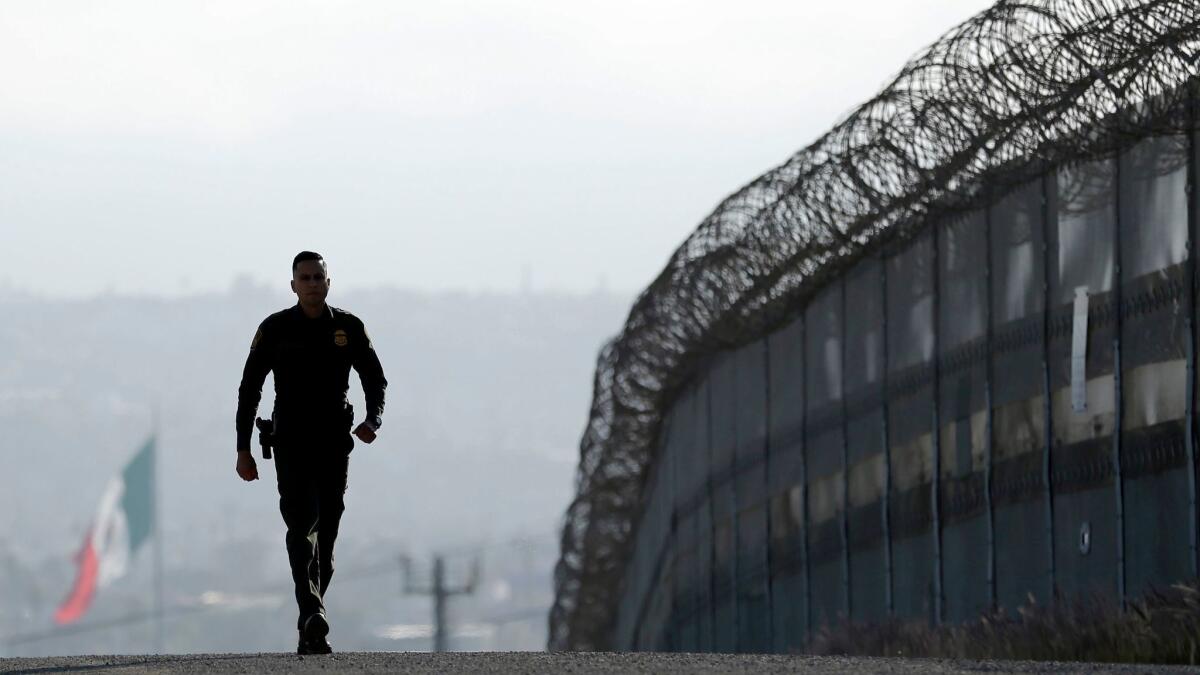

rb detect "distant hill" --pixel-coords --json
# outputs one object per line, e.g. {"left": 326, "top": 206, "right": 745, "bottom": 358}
{"left": 0, "top": 285, "right": 629, "bottom": 652}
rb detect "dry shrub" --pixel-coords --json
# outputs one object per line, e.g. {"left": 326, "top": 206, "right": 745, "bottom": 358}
{"left": 807, "top": 581, "right": 1200, "bottom": 664}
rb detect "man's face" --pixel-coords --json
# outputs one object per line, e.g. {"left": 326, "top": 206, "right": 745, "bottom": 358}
{"left": 291, "top": 260, "right": 330, "bottom": 306}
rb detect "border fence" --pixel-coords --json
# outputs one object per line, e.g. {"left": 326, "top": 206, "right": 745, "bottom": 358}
{"left": 549, "top": 0, "right": 1200, "bottom": 652}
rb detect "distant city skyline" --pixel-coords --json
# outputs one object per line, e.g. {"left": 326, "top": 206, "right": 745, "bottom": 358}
{"left": 0, "top": 1, "right": 994, "bottom": 299}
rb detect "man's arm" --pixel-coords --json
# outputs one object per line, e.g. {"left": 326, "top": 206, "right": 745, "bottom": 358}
{"left": 351, "top": 319, "right": 386, "bottom": 443}
{"left": 235, "top": 322, "right": 272, "bottom": 478}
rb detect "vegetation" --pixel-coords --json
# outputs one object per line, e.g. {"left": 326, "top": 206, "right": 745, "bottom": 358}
{"left": 808, "top": 582, "right": 1200, "bottom": 664}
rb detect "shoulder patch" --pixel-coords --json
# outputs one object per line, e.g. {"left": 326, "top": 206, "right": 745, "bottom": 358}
{"left": 251, "top": 328, "right": 263, "bottom": 350}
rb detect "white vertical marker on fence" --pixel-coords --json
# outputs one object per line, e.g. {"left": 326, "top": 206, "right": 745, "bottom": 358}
{"left": 1071, "top": 286, "right": 1089, "bottom": 413}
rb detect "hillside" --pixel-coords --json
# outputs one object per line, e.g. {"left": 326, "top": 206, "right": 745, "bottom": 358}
{"left": 0, "top": 284, "right": 629, "bottom": 654}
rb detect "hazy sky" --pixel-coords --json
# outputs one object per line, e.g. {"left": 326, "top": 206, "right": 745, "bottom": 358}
{"left": 0, "top": 0, "right": 994, "bottom": 298}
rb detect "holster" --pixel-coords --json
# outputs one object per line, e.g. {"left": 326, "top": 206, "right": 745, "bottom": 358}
{"left": 255, "top": 416, "right": 275, "bottom": 460}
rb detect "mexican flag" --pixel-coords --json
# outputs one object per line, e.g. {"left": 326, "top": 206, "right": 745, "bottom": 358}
{"left": 55, "top": 438, "right": 156, "bottom": 625}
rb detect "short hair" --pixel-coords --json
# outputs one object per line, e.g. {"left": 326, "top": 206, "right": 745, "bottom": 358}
{"left": 292, "top": 251, "right": 327, "bottom": 272}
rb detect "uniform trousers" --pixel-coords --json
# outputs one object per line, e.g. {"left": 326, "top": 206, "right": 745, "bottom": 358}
{"left": 273, "top": 429, "right": 352, "bottom": 630}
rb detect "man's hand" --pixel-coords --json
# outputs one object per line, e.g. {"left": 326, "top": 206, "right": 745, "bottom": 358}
{"left": 236, "top": 450, "right": 259, "bottom": 481}
{"left": 353, "top": 422, "right": 377, "bottom": 445}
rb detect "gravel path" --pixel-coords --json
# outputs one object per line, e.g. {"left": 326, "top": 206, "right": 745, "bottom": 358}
{"left": 2, "top": 652, "right": 1200, "bottom": 674}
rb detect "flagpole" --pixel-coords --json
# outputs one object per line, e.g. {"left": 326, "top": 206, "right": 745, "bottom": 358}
{"left": 152, "top": 406, "right": 164, "bottom": 654}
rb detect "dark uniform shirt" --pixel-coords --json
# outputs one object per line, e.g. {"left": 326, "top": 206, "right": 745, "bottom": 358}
{"left": 236, "top": 303, "right": 387, "bottom": 452}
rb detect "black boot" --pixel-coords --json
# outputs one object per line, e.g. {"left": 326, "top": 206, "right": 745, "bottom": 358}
{"left": 297, "top": 612, "right": 333, "bottom": 654}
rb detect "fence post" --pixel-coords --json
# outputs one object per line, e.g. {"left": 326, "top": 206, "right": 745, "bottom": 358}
{"left": 730, "top": 359, "right": 741, "bottom": 652}
{"left": 1041, "top": 171, "right": 1057, "bottom": 601}
{"left": 984, "top": 194, "right": 997, "bottom": 611}
{"left": 881, "top": 255, "right": 894, "bottom": 617}
{"left": 800, "top": 319, "right": 812, "bottom": 643}
{"left": 1113, "top": 154, "right": 1127, "bottom": 611}
{"left": 932, "top": 225, "right": 944, "bottom": 626}
{"left": 840, "top": 280, "right": 852, "bottom": 618}
{"left": 761, "top": 338, "right": 776, "bottom": 649}
{"left": 706, "top": 379, "right": 718, "bottom": 650}
{"left": 1186, "top": 90, "right": 1199, "bottom": 579}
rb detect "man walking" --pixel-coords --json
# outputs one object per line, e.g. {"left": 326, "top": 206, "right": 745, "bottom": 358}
{"left": 235, "top": 251, "right": 387, "bottom": 655}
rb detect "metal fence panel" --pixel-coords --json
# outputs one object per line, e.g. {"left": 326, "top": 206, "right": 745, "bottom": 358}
{"left": 647, "top": 538, "right": 672, "bottom": 649}
{"left": 806, "top": 282, "right": 846, "bottom": 627}
{"left": 991, "top": 180, "right": 1048, "bottom": 329}
{"left": 681, "top": 376, "right": 713, "bottom": 652}
{"left": 1118, "top": 134, "right": 1192, "bottom": 598}
{"left": 632, "top": 424, "right": 667, "bottom": 648}
{"left": 655, "top": 552, "right": 674, "bottom": 650}
{"left": 990, "top": 178, "right": 1049, "bottom": 497}
{"left": 764, "top": 573, "right": 800, "bottom": 653}
{"left": 625, "top": 421, "right": 669, "bottom": 649}
{"left": 671, "top": 384, "right": 699, "bottom": 651}
{"left": 1195, "top": 123, "right": 1200, "bottom": 539}
{"left": 1048, "top": 159, "right": 1119, "bottom": 602}
{"left": 989, "top": 177, "right": 1053, "bottom": 613}
{"left": 769, "top": 318, "right": 806, "bottom": 492}
{"left": 735, "top": 340, "right": 770, "bottom": 511}
{"left": 694, "top": 374, "right": 716, "bottom": 652}
{"left": 939, "top": 211, "right": 988, "bottom": 352}
{"left": 662, "top": 395, "right": 689, "bottom": 649}
{"left": 846, "top": 258, "right": 887, "bottom": 467}
{"left": 886, "top": 231, "right": 937, "bottom": 620}
{"left": 675, "top": 531, "right": 699, "bottom": 649}
{"left": 844, "top": 256, "right": 888, "bottom": 621}
{"left": 655, "top": 432, "right": 674, "bottom": 645}
{"left": 616, "top": 559, "right": 636, "bottom": 649}
{"left": 617, "top": 588, "right": 634, "bottom": 649}
{"left": 658, "top": 417, "right": 678, "bottom": 648}
{"left": 732, "top": 340, "right": 771, "bottom": 652}
{"left": 766, "top": 317, "right": 808, "bottom": 651}
{"left": 938, "top": 211, "right": 992, "bottom": 623}
{"left": 708, "top": 353, "right": 739, "bottom": 651}
{"left": 711, "top": 351, "right": 740, "bottom": 522}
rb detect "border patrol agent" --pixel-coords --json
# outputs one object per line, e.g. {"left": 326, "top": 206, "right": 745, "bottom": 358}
{"left": 235, "top": 250, "right": 387, "bottom": 655}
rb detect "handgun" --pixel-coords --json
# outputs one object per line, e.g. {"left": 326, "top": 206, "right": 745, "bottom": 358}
{"left": 254, "top": 416, "right": 274, "bottom": 460}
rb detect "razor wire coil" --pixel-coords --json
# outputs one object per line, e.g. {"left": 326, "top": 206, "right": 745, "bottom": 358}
{"left": 550, "top": 0, "right": 1200, "bottom": 651}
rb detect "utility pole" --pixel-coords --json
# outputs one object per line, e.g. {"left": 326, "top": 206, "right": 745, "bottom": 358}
{"left": 0, "top": 545, "right": 12, "bottom": 657}
{"left": 400, "top": 554, "right": 480, "bottom": 652}
{"left": 151, "top": 411, "right": 164, "bottom": 655}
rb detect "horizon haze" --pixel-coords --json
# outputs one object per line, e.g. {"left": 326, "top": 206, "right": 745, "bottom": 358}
{"left": 0, "top": 0, "right": 993, "bottom": 300}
